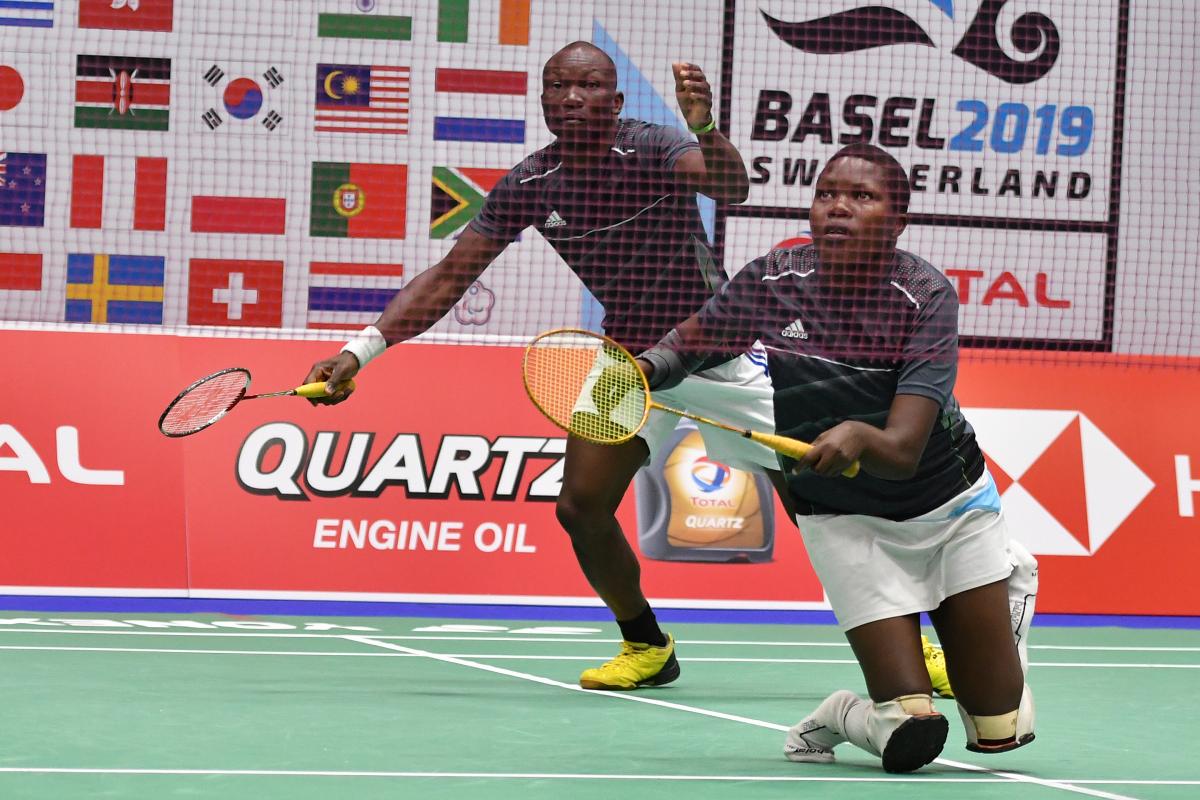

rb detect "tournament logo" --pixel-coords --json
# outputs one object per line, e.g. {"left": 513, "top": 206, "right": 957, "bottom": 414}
{"left": 762, "top": 0, "right": 1060, "bottom": 84}
{"left": 724, "top": 0, "right": 1127, "bottom": 350}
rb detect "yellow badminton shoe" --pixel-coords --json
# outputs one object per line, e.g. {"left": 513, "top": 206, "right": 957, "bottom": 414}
{"left": 579, "top": 635, "right": 680, "bottom": 690}
{"left": 922, "top": 635, "right": 954, "bottom": 699}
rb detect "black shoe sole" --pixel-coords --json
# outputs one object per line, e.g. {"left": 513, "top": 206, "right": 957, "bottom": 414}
{"left": 881, "top": 714, "right": 949, "bottom": 773}
{"left": 636, "top": 651, "right": 681, "bottom": 688}
{"left": 966, "top": 732, "right": 1036, "bottom": 754}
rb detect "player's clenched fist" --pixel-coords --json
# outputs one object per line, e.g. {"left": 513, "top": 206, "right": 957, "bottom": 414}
{"left": 672, "top": 61, "right": 714, "bottom": 130}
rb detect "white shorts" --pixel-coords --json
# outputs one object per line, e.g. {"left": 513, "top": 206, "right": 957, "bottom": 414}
{"left": 797, "top": 471, "right": 1014, "bottom": 632}
{"left": 573, "top": 343, "right": 779, "bottom": 472}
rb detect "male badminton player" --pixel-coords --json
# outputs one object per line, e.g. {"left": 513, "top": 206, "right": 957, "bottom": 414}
{"left": 637, "top": 144, "right": 1038, "bottom": 770}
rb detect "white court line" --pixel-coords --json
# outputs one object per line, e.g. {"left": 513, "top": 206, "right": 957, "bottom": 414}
{"left": 3, "top": 644, "right": 1197, "bottom": 670}
{"left": 345, "top": 635, "right": 1140, "bottom": 800}
{"left": 0, "top": 646, "right": 413, "bottom": 657}
{"left": 0, "top": 767, "right": 1193, "bottom": 785}
{"left": 0, "top": 628, "right": 1197, "bottom": 654}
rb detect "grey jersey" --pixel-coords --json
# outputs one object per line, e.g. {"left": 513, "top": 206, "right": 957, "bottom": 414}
{"left": 469, "top": 119, "right": 724, "bottom": 351}
{"left": 695, "top": 244, "right": 985, "bottom": 520}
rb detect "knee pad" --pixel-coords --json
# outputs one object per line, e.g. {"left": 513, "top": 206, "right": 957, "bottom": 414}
{"left": 958, "top": 683, "right": 1036, "bottom": 753}
{"left": 1006, "top": 539, "right": 1039, "bottom": 671}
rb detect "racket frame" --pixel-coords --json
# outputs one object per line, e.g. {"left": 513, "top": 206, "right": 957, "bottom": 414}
{"left": 522, "top": 328, "right": 652, "bottom": 445}
{"left": 157, "top": 366, "right": 251, "bottom": 438}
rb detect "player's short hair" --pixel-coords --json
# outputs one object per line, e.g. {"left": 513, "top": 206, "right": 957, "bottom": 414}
{"left": 544, "top": 41, "right": 618, "bottom": 89}
{"left": 826, "top": 144, "right": 911, "bottom": 218}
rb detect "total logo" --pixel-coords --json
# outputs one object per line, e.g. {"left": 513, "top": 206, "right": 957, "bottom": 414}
{"left": 774, "top": 230, "right": 813, "bottom": 250}
{"left": 690, "top": 456, "right": 732, "bottom": 493}
{"left": 967, "top": 409, "right": 1154, "bottom": 557}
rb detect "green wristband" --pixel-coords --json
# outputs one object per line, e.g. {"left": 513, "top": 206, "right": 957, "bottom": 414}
{"left": 689, "top": 117, "right": 717, "bottom": 135}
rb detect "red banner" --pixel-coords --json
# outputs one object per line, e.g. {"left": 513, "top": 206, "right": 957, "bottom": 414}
{"left": 2, "top": 329, "right": 1197, "bottom": 614}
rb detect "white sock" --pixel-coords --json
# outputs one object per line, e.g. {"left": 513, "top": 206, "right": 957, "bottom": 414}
{"left": 786, "top": 691, "right": 939, "bottom": 762}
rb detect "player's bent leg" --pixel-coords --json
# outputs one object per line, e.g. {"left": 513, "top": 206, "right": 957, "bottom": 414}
{"left": 579, "top": 634, "right": 680, "bottom": 691}
{"left": 786, "top": 616, "right": 946, "bottom": 771}
{"left": 958, "top": 683, "right": 1036, "bottom": 754}
{"left": 785, "top": 690, "right": 948, "bottom": 773}
{"left": 558, "top": 435, "right": 681, "bottom": 690}
{"left": 923, "top": 539, "right": 1038, "bottom": 698}
{"left": 556, "top": 434, "right": 652, "bottom": 619}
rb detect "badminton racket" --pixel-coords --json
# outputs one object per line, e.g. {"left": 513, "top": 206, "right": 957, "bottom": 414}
{"left": 158, "top": 367, "right": 355, "bottom": 438}
{"left": 522, "top": 328, "right": 859, "bottom": 478}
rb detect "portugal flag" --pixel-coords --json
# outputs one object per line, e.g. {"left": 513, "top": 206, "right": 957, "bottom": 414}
{"left": 310, "top": 162, "right": 406, "bottom": 239}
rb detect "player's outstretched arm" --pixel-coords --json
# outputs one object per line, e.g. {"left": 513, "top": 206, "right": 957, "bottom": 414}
{"left": 304, "top": 228, "right": 507, "bottom": 405}
{"left": 671, "top": 61, "right": 750, "bottom": 203}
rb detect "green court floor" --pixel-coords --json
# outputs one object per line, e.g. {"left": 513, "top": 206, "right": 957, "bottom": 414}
{"left": 1, "top": 611, "right": 1196, "bottom": 799}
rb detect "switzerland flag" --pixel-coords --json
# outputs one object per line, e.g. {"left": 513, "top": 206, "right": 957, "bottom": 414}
{"left": 79, "top": 0, "right": 174, "bottom": 32}
{"left": 187, "top": 259, "right": 283, "bottom": 328}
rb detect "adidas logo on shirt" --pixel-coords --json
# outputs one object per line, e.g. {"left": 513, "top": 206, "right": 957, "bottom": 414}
{"left": 781, "top": 319, "right": 808, "bottom": 340}
{"left": 544, "top": 210, "right": 567, "bottom": 228}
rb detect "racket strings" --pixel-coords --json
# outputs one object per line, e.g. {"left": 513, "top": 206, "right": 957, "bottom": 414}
{"left": 524, "top": 332, "right": 649, "bottom": 444}
{"left": 159, "top": 370, "right": 249, "bottom": 436}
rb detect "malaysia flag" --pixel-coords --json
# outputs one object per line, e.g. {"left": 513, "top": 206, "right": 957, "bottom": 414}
{"left": 315, "top": 63, "right": 409, "bottom": 136}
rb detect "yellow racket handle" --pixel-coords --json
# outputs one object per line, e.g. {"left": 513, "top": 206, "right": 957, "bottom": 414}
{"left": 747, "top": 431, "right": 861, "bottom": 478}
{"left": 294, "top": 379, "right": 356, "bottom": 398}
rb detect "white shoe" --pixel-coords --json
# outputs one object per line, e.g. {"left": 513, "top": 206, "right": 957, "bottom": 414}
{"left": 783, "top": 689, "right": 860, "bottom": 763}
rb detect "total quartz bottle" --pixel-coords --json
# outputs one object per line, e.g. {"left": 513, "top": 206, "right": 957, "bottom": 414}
{"left": 635, "top": 420, "right": 775, "bottom": 563}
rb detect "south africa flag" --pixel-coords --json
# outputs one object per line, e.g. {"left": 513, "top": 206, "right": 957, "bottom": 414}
{"left": 430, "top": 166, "right": 507, "bottom": 239}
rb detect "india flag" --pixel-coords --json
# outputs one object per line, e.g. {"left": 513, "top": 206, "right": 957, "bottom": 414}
{"left": 317, "top": 0, "right": 412, "bottom": 41}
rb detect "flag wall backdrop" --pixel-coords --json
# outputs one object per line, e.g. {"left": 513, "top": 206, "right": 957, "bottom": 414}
{"left": 1, "top": 1, "right": 1196, "bottom": 354}
{"left": 1, "top": 0, "right": 595, "bottom": 336}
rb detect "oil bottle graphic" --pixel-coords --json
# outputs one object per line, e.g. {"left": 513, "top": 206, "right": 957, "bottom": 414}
{"left": 636, "top": 420, "right": 775, "bottom": 563}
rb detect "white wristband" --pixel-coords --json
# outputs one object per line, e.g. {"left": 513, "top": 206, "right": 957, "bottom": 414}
{"left": 340, "top": 325, "right": 387, "bottom": 369}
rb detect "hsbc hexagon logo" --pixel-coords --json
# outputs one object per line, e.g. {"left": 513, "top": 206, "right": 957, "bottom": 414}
{"left": 967, "top": 409, "right": 1154, "bottom": 557}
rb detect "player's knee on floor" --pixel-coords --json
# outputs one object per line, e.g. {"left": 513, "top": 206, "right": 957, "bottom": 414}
{"left": 873, "top": 694, "right": 950, "bottom": 774}
{"left": 958, "top": 683, "right": 1036, "bottom": 754}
